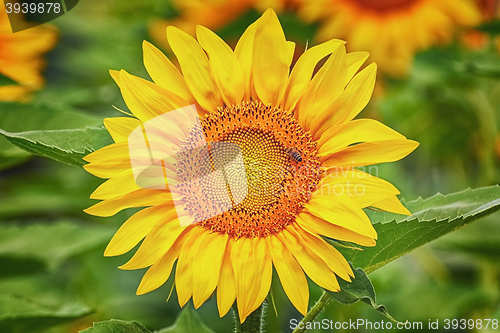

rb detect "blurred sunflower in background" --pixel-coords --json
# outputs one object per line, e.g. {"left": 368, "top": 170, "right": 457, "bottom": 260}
{"left": 84, "top": 8, "right": 418, "bottom": 323}
{"left": 149, "top": 0, "right": 294, "bottom": 48}
{"left": 296, "top": 0, "right": 482, "bottom": 76}
{"left": 0, "top": 1, "right": 57, "bottom": 101}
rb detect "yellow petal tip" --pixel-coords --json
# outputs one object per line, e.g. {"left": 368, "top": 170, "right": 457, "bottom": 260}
{"left": 298, "top": 305, "right": 308, "bottom": 316}
{"left": 400, "top": 206, "right": 412, "bottom": 216}
{"left": 193, "top": 299, "right": 203, "bottom": 309}
{"left": 103, "top": 243, "right": 122, "bottom": 257}
{"left": 166, "top": 25, "right": 181, "bottom": 36}
{"left": 118, "top": 263, "right": 134, "bottom": 270}
{"left": 263, "top": 7, "right": 277, "bottom": 16}
{"left": 136, "top": 285, "right": 150, "bottom": 296}
{"left": 82, "top": 207, "right": 93, "bottom": 215}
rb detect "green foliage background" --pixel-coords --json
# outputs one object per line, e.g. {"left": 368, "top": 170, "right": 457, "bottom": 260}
{"left": 1, "top": 0, "right": 500, "bottom": 332}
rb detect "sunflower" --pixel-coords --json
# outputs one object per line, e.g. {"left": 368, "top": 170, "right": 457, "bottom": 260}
{"left": 297, "top": 0, "right": 482, "bottom": 76}
{"left": 149, "top": 0, "right": 290, "bottom": 49}
{"left": 0, "top": 2, "right": 57, "bottom": 101}
{"left": 84, "top": 8, "right": 418, "bottom": 323}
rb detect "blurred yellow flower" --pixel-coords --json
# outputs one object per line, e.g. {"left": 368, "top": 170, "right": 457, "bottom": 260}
{"left": 461, "top": 0, "right": 500, "bottom": 50}
{"left": 149, "top": 0, "right": 291, "bottom": 48}
{"left": 0, "top": 2, "right": 57, "bottom": 101}
{"left": 297, "top": 0, "right": 482, "bottom": 76}
{"left": 84, "top": 9, "right": 417, "bottom": 323}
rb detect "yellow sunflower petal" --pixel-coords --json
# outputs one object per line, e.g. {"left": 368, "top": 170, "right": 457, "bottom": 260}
{"left": 283, "top": 39, "right": 345, "bottom": 112}
{"left": 346, "top": 51, "right": 370, "bottom": 81}
{"left": 217, "top": 240, "right": 236, "bottom": 317}
{"left": 109, "top": 69, "right": 120, "bottom": 83}
{"left": 83, "top": 146, "right": 131, "bottom": 178}
{"left": 295, "top": 224, "right": 353, "bottom": 280}
{"left": 192, "top": 231, "right": 228, "bottom": 309}
{"left": 230, "top": 237, "right": 253, "bottom": 320}
{"left": 103, "top": 117, "right": 142, "bottom": 143}
{"left": 234, "top": 21, "right": 258, "bottom": 101}
{"left": 136, "top": 234, "right": 184, "bottom": 295}
{"left": 300, "top": 43, "right": 348, "bottom": 131}
{"left": 83, "top": 160, "right": 130, "bottom": 179}
{"left": 314, "top": 63, "right": 377, "bottom": 139}
{"left": 85, "top": 137, "right": 179, "bottom": 184}
{"left": 287, "top": 41, "right": 296, "bottom": 65}
{"left": 318, "top": 118, "right": 406, "bottom": 154}
{"left": 196, "top": 25, "right": 245, "bottom": 106}
{"left": 118, "top": 70, "right": 190, "bottom": 121}
{"left": 142, "top": 40, "right": 195, "bottom": 104}
{"left": 278, "top": 226, "right": 340, "bottom": 292}
{"left": 231, "top": 237, "right": 272, "bottom": 323}
{"left": 296, "top": 212, "right": 376, "bottom": 247}
{"left": 176, "top": 226, "right": 206, "bottom": 307}
{"left": 120, "top": 215, "right": 186, "bottom": 271}
{"left": 85, "top": 189, "right": 172, "bottom": 217}
{"left": 372, "top": 195, "right": 411, "bottom": 215}
{"left": 252, "top": 8, "right": 289, "bottom": 105}
{"left": 306, "top": 194, "right": 377, "bottom": 238}
{"left": 267, "top": 235, "right": 309, "bottom": 315}
{"left": 90, "top": 170, "right": 139, "bottom": 200}
{"left": 83, "top": 141, "right": 129, "bottom": 164}
{"left": 104, "top": 204, "right": 176, "bottom": 257}
{"left": 167, "top": 26, "right": 222, "bottom": 112}
{"left": 321, "top": 139, "right": 420, "bottom": 169}
{"left": 247, "top": 238, "right": 272, "bottom": 316}
{"left": 319, "top": 170, "right": 401, "bottom": 208}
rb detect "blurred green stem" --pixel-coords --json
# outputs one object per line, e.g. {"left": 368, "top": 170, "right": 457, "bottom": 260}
{"left": 292, "top": 291, "right": 332, "bottom": 333}
{"left": 234, "top": 303, "right": 264, "bottom": 333}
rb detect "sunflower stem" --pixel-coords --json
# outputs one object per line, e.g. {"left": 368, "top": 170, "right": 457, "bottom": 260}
{"left": 233, "top": 302, "right": 265, "bottom": 333}
{"left": 292, "top": 291, "right": 332, "bottom": 333}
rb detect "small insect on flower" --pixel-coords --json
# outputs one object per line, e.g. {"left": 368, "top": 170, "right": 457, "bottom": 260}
{"left": 285, "top": 147, "right": 303, "bottom": 163}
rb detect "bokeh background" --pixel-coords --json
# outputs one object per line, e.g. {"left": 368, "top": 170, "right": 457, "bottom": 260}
{"left": 1, "top": 0, "right": 500, "bottom": 332}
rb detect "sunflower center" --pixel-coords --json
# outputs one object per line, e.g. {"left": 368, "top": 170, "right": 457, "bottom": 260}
{"left": 349, "top": 0, "right": 420, "bottom": 13}
{"left": 176, "top": 101, "right": 322, "bottom": 238}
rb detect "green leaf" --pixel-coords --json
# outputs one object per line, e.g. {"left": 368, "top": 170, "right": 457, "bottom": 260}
{"left": 324, "top": 185, "right": 500, "bottom": 323}
{"left": 0, "top": 293, "right": 92, "bottom": 333}
{"left": 340, "top": 186, "right": 500, "bottom": 273}
{"left": 0, "top": 126, "right": 113, "bottom": 166}
{"left": 156, "top": 307, "right": 215, "bottom": 333}
{"left": 79, "top": 308, "right": 215, "bottom": 333}
{"left": 0, "top": 102, "right": 102, "bottom": 133}
{"left": 80, "top": 320, "right": 151, "bottom": 333}
{"left": 431, "top": 216, "right": 500, "bottom": 259}
{"left": 0, "top": 73, "right": 17, "bottom": 86}
{"left": 327, "top": 265, "right": 396, "bottom": 322}
{"left": 0, "top": 221, "right": 114, "bottom": 277}
{"left": 0, "top": 102, "right": 112, "bottom": 166}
